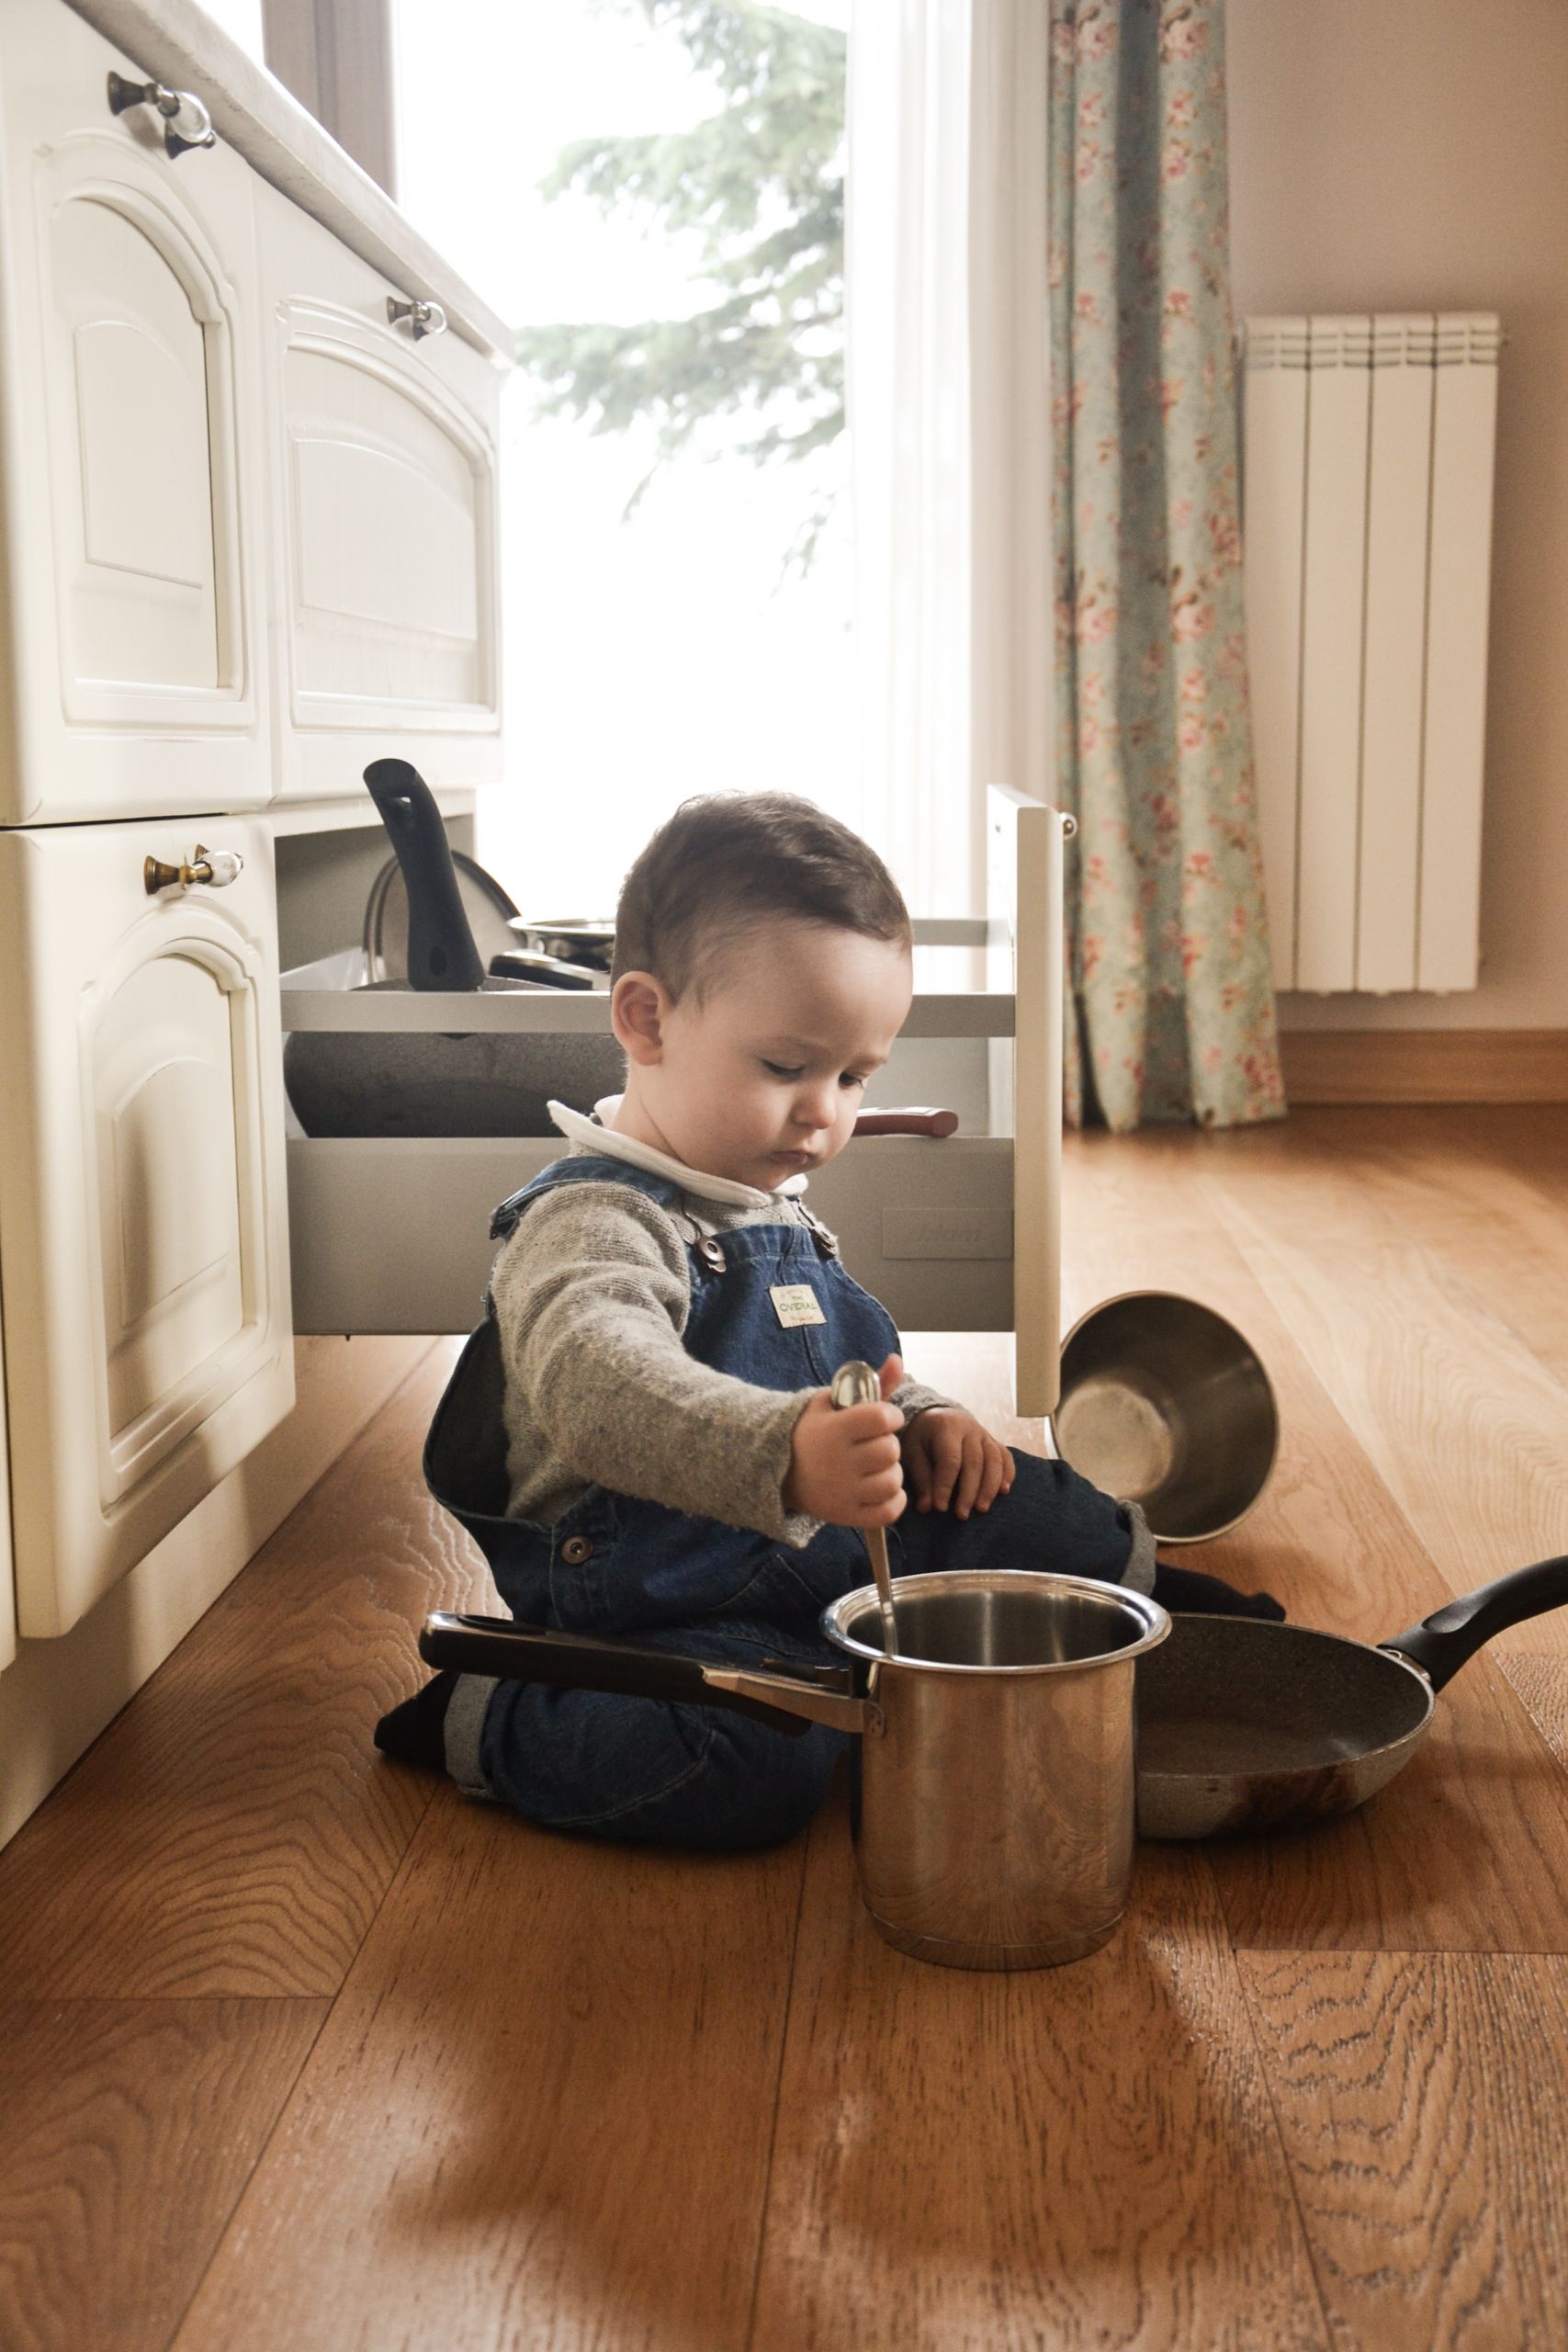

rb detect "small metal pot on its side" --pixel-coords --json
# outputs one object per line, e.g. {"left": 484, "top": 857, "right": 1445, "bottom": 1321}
{"left": 421, "top": 1570, "right": 1170, "bottom": 1971}
{"left": 1049, "top": 1291, "right": 1280, "bottom": 1544}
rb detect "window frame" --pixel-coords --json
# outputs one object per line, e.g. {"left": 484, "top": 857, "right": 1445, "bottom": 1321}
{"left": 262, "top": 0, "right": 399, "bottom": 196}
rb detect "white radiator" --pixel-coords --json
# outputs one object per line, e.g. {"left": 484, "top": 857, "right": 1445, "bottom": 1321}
{"left": 1240, "top": 312, "right": 1501, "bottom": 993}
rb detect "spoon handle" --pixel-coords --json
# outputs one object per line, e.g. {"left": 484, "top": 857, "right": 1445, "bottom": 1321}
{"left": 829, "top": 1359, "right": 900, "bottom": 1657}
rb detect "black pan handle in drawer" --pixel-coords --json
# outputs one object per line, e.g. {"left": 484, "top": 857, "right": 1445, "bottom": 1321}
{"left": 364, "top": 758, "right": 488, "bottom": 992}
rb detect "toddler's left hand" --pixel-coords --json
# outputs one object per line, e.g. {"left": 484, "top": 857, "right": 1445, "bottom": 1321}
{"left": 900, "top": 1409, "right": 1014, "bottom": 1520}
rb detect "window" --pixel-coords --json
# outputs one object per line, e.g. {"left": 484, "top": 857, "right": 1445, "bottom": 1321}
{"left": 394, "top": 1, "right": 854, "bottom": 919}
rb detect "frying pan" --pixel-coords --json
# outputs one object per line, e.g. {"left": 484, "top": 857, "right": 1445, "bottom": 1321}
{"left": 1136, "top": 1553, "right": 1568, "bottom": 1838}
{"left": 282, "top": 760, "right": 626, "bottom": 1136}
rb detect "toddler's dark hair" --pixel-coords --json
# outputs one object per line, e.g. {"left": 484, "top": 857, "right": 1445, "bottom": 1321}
{"left": 612, "top": 793, "right": 911, "bottom": 998}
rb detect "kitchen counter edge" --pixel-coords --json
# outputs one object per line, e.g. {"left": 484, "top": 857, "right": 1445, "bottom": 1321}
{"left": 65, "top": 0, "right": 513, "bottom": 362}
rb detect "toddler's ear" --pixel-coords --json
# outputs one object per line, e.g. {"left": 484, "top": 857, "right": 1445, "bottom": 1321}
{"left": 611, "top": 972, "right": 668, "bottom": 1065}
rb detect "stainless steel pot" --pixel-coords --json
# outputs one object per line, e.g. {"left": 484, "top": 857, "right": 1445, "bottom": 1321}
{"left": 421, "top": 1570, "right": 1171, "bottom": 1971}
{"left": 1049, "top": 1291, "right": 1280, "bottom": 1543}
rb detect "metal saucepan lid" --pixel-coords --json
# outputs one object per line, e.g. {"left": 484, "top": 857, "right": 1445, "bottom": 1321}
{"left": 508, "top": 920, "right": 615, "bottom": 973}
{"left": 364, "top": 851, "right": 521, "bottom": 984}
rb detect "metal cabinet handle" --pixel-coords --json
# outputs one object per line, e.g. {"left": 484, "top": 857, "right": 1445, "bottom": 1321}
{"left": 387, "top": 295, "right": 447, "bottom": 342}
{"left": 144, "top": 843, "right": 245, "bottom": 896}
{"left": 107, "top": 71, "right": 217, "bottom": 160}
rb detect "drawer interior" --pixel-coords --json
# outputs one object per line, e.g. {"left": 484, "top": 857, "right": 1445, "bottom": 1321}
{"left": 287, "top": 1132, "right": 1015, "bottom": 1337}
{"left": 280, "top": 954, "right": 1017, "bottom": 1337}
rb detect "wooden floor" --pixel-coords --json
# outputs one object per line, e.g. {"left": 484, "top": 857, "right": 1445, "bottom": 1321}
{"left": 3, "top": 1105, "right": 1567, "bottom": 2350}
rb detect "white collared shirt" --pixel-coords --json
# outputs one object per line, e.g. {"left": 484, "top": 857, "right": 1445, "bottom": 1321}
{"left": 547, "top": 1095, "right": 810, "bottom": 1211}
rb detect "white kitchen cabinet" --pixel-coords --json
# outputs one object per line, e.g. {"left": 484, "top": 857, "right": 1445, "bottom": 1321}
{"left": 0, "top": 817, "right": 294, "bottom": 1637}
{"left": 254, "top": 175, "right": 504, "bottom": 803}
{"left": 0, "top": 0, "right": 516, "bottom": 1855}
{"left": 0, "top": 0, "right": 269, "bottom": 823}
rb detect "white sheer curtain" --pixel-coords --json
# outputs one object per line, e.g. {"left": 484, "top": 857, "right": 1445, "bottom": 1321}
{"left": 848, "top": 0, "right": 1052, "bottom": 920}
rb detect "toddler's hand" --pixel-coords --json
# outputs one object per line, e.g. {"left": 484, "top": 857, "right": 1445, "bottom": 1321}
{"left": 901, "top": 1408, "right": 1014, "bottom": 1520}
{"left": 784, "top": 1352, "right": 906, "bottom": 1528}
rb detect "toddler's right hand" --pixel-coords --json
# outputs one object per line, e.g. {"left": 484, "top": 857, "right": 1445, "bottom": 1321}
{"left": 783, "top": 1353, "right": 906, "bottom": 1527}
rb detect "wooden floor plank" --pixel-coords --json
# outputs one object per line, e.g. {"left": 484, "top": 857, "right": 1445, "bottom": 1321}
{"left": 172, "top": 1781, "right": 807, "bottom": 2352}
{"left": 0, "top": 1996, "right": 326, "bottom": 2352}
{"left": 1186, "top": 1124, "right": 1568, "bottom": 1655}
{"left": 0, "top": 1344, "right": 491, "bottom": 1999}
{"left": 1056, "top": 1134, "right": 1568, "bottom": 1953}
{"left": 748, "top": 1792, "right": 1330, "bottom": 2352}
{"left": 1495, "top": 1651, "right": 1568, "bottom": 1777}
{"left": 1299, "top": 1106, "right": 1568, "bottom": 1392}
{"left": 1461, "top": 1103, "right": 1568, "bottom": 1213}
{"left": 1240, "top": 1951, "right": 1568, "bottom": 2350}
{"left": 6, "top": 1103, "right": 1565, "bottom": 2351}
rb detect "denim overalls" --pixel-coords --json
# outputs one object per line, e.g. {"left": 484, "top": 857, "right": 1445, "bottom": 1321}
{"left": 423, "top": 1153, "right": 1152, "bottom": 1850}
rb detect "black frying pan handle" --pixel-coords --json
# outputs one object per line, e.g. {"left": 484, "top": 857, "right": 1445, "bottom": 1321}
{"left": 364, "top": 758, "right": 487, "bottom": 992}
{"left": 418, "top": 1611, "right": 816, "bottom": 1736}
{"left": 1381, "top": 1554, "right": 1568, "bottom": 1692}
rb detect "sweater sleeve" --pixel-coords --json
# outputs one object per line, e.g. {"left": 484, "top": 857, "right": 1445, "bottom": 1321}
{"left": 892, "top": 1377, "right": 962, "bottom": 1423}
{"left": 489, "top": 1183, "right": 820, "bottom": 1544}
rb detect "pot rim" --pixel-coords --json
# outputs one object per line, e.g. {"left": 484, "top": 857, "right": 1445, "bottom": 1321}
{"left": 821, "top": 1568, "right": 1171, "bottom": 1675}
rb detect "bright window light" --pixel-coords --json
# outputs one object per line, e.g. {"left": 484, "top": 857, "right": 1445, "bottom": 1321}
{"left": 394, "top": 0, "right": 855, "bottom": 921}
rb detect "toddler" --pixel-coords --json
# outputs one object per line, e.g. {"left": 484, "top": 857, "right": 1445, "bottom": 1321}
{"left": 377, "top": 794, "right": 1280, "bottom": 1846}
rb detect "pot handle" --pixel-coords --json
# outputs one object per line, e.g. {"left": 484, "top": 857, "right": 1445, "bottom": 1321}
{"left": 418, "top": 1611, "right": 874, "bottom": 1736}
{"left": 1381, "top": 1554, "right": 1568, "bottom": 1692}
{"left": 364, "top": 757, "right": 488, "bottom": 993}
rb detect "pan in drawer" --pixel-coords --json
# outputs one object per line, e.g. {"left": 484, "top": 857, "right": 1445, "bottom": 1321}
{"left": 280, "top": 946, "right": 625, "bottom": 1136}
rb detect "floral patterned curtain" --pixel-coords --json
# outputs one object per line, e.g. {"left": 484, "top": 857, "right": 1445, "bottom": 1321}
{"left": 1049, "top": 0, "right": 1284, "bottom": 1129}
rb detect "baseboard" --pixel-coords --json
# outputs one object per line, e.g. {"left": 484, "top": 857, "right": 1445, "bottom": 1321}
{"left": 0, "top": 1333, "right": 434, "bottom": 1849}
{"left": 1280, "top": 1027, "right": 1568, "bottom": 1105}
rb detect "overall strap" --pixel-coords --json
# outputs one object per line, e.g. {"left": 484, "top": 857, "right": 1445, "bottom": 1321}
{"left": 489, "top": 1154, "right": 684, "bottom": 1244}
{"left": 796, "top": 1203, "right": 841, "bottom": 1261}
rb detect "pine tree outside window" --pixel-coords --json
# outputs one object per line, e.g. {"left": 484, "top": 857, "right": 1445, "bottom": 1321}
{"left": 393, "top": 0, "right": 854, "bottom": 919}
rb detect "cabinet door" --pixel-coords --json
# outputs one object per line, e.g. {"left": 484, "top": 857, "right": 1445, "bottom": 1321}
{"left": 0, "top": 818, "right": 294, "bottom": 1637}
{"left": 0, "top": 0, "right": 267, "bottom": 822}
{"left": 254, "top": 175, "right": 504, "bottom": 801}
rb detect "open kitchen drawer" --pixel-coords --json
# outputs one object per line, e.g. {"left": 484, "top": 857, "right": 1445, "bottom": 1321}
{"left": 284, "top": 791, "right": 1071, "bottom": 1417}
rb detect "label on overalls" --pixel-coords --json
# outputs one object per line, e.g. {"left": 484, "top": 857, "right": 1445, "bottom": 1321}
{"left": 770, "top": 1283, "right": 826, "bottom": 1328}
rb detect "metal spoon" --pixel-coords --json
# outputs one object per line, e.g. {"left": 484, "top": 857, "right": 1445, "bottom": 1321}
{"left": 829, "top": 1359, "right": 899, "bottom": 1657}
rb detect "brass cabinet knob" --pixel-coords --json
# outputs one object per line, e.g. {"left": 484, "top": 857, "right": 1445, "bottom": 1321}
{"left": 107, "top": 70, "right": 217, "bottom": 161}
{"left": 143, "top": 843, "right": 245, "bottom": 896}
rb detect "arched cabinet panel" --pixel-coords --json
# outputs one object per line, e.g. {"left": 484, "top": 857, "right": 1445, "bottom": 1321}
{"left": 255, "top": 176, "right": 503, "bottom": 800}
{"left": 54, "top": 195, "right": 222, "bottom": 689}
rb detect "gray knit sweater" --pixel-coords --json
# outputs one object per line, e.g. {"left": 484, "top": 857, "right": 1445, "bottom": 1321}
{"left": 490, "top": 1116, "right": 956, "bottom": 1545}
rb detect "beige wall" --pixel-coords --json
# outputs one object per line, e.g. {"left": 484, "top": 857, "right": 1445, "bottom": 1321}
{"left": 1227, "top": 0, "right": 1568, "bottom": 1032}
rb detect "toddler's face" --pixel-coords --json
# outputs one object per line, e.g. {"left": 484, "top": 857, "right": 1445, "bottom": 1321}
{"left": 615, "top": 920, "right": 913, "bottom": 1191}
